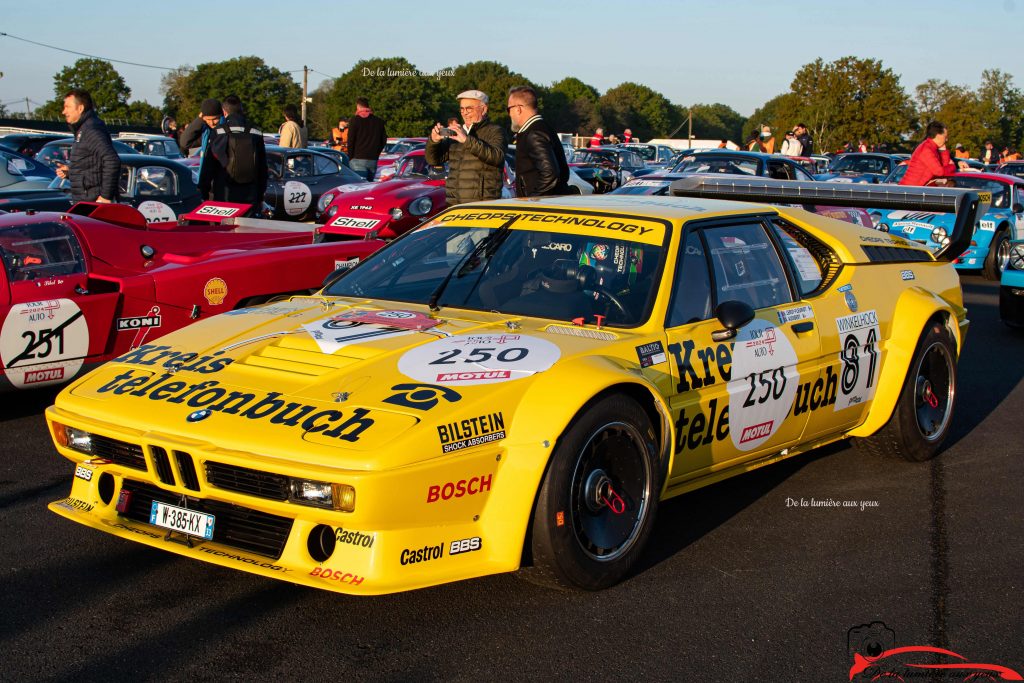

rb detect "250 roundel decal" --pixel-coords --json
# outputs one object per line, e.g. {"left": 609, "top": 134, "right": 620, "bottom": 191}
{"left": 399, "top": 334, "right": 561, "bottom": 386}
{"left": 1, "top": 299, "right": 90, "bottom": 389}
{"left": 726, "top": 319, "right": 799, "bottom": 451}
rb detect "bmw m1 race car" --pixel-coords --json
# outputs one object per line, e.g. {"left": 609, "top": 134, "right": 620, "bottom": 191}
{"left": 46, "top": 178, "right": 982, "bottom": 594}
{"left": 0, "top": 202, "right": 382, "bottom": 390}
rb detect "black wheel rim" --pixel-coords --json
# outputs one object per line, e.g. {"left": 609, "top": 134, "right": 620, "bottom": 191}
{"left": 569, "top": 421, "right": 652, "bottom": 562}
{"left": 914, "top": 340, "right": 954, "bottom": 441}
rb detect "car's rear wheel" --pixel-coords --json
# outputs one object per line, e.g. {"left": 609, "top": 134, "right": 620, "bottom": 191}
{"left": 983, "top": 228, "right": 1010, "bottom": 280}
{"left": 855, "top": 321, "right": 957, "bottom": 462}
{"left": 522, "top": 394, "right": 660, "bottom": 590}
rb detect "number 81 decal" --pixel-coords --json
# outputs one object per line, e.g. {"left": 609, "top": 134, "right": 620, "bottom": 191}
{"left": 834, "top": 311, "right": 880, "bottom": 411}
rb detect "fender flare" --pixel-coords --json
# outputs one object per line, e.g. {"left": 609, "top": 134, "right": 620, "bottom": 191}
{"left": 847, "top": 287, "right": 963, "bottom": 438}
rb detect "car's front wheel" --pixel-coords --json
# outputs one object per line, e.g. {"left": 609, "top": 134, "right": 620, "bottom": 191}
{"left": 523, "top": 394, "right": 660, "bottom": 590}
{"left": 855, "top": 321, "right": 957, "bottom": 461}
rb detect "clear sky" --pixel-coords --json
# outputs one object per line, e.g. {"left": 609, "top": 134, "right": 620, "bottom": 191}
{"left": 2, "top": 0, "right": 1022, "bottom": 118}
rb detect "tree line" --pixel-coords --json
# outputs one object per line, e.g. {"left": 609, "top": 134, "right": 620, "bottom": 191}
{"left": 13, "top": 56, "right": 1024, "bottom": 156}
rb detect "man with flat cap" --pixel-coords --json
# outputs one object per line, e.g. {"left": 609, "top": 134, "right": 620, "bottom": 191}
{"left": 426, "top": 89, "right": 506, "bottom": 207}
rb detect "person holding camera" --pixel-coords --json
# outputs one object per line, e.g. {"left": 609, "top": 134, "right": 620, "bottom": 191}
{"left": 426, "top": 89, "right": 506, "bottom": 207}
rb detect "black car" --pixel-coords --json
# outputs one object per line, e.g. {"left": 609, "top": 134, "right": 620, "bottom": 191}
{"left": 569, "top": 147, "right": 647, "bottom": 192}
{"left": 0, "top": 133, "right": 71, "bottom": 158}
{"left": 35, "top": 138, "right": 138, "bottom": 170}
{"left": 0, "top": 154, "right": 201, "bottom": 219}
{"left": 264, "top": 146, "right": 366, "bottom": 221}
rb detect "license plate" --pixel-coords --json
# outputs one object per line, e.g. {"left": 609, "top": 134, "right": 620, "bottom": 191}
{"left": 150, "top": 501, "right": 215, "bottom": 539}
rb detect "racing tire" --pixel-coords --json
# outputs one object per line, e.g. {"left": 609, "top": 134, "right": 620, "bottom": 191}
{"left": 983, "top": 229, "right": 1010, "bottom": 280}
{"left": 522, "top": 394, "right": 660, "bottom": 590}
{"left": 854, "top": 321, "right": 957, "bottom": 462}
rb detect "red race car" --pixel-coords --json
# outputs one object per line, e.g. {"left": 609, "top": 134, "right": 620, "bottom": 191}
{"left": 316, "top": 149, "right": 515, "bottom": 241}
{"left": 0, "top": 202, "right": 382, "bottom": 390}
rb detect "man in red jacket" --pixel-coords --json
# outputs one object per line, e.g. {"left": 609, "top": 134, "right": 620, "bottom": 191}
{"left": 900, "top": 121, "right": 966, "bottom": 186}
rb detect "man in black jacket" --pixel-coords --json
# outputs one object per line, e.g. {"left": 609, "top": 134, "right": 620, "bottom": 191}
{"left": 507, "top": 86, "right": 569, "bottom": 197}
{"left": 795, "top": 123, "right": 814, "bottom": 157}
{"left": 347, "top": 97, "right": 388, "bottom": 181}
{"left": 178, "top": 98, "right": 222, "bottom": 155}
{"left": 197, "top": 95, "right": 267, "bottom": 212}
{"left": 56, "top": 89, "right": 120, "bottom": 203}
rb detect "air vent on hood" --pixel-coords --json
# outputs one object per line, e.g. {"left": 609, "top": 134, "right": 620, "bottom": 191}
{"left": 544, "top": 325, "right": 619, "bottom": 340}
{"left": 236, "top": 333, "right": 359, "bottom": 376}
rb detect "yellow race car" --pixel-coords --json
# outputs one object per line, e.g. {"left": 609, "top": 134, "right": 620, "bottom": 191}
{"left": 46, "top": 179, "right": 985, "bottom": 594}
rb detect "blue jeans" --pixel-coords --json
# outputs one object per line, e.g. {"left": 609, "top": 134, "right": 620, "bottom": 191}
{"left": 350, "top": 159, "right": 377, "bottom": 182}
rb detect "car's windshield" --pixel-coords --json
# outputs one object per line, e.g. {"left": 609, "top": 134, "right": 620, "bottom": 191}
{"left": 390, "top": 141, "right": 422, "bottom": 156}
{"left": 572, "top": 150, "right": 614, "bottom": 165}
{"left": 624, "top": 145, "right": 656, "bottom": 161}
{"left": 671, "top": 154, "right": 760, "bottom": 176}
{"left": 0, "top": 151, "right": 29, "bottom": 179}
{"left": 324, "top": 224, "right": 665, "bottom": 327}
{"left": 831, "top": 155, "right": 889, "bottom": 174}
{"left": 931, "top": 176, "right": 1011, "bottom": 209}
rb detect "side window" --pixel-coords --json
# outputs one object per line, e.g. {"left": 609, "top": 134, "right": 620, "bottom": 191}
{"left": 118, "top": 167, "right": 132, "bottom": 196}
{"left": 771, "top": 221, "right": 824, "bottom": 295}
{"left": 314, "top": 154, "right": 340, "bottom": 176}
{"left": 793, "top": 163, "right": 814, "bottom": 181}
{"left": 667, "top": 231, "right": 714, "bottom": 326}
{"left": 767, "top": 160, "right": 795, "bottom": 180}
{"left": 286, "top": 154, "right": 314, "bottom": 178}
{"left": 0, "top": 221, "right": 86, "bottom": 281}
{"left": 136, "top": 167, "right": 176, "bottom": 196}
{"left": 705, "top": 222, "right": 793, "bottom": 311}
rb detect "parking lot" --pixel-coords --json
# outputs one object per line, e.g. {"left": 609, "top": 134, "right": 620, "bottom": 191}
{"left": 1, "top": 277, "right": 1020, "bottom": 681}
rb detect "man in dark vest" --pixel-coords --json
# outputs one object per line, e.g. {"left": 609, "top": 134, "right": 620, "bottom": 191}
{"left": 507, "top": 85, "right": 569, "bottom": 197}
{"left": 425, "top": 89, "right": 506, "bottom": 207}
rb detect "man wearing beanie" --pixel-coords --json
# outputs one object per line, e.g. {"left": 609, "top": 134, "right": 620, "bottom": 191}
{"left": 179, "top": 98, "right": 222, "bottom": 156}
{"left": 426, "top": 89, "right": 506, "bottom": 206}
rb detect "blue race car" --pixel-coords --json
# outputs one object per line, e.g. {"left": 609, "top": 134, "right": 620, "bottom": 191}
{"left": 871, "top": 172, "right": 1024, "bottom": 279}
{"left": 815, "top": 153, "right": 902, "bottom": 183}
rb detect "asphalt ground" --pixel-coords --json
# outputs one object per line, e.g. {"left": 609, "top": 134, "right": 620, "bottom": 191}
{"left": 0, "top": 277, "right": 1021, "bottom": 682}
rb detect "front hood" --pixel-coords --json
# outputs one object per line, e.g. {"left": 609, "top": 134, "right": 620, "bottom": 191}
{"left": 335, "top": 179, "right": 438, "bottom": 206}
{"left": 62, "top": 298, "right": 605, "bottom": 471}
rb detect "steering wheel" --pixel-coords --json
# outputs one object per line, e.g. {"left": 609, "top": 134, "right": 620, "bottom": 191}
{"left": 539, "top": 261, "right": 632, "bottom": 322}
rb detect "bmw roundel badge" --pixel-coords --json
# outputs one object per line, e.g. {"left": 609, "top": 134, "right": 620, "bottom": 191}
{"left": 845, "top": 291, "right": 858, "bottom": 312}
{"left": 187, "top": 409, "right": 212, "bottom": 423}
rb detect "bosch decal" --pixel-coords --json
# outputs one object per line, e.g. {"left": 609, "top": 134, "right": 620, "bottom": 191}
{"left": 437, "top": 412, "right": 505, "bottom": 453}
{"left": 309, "top": 567, "right": 364, "bottom": 585}
{"left": 426, "top": 474, "right": 493, "bottom": 503}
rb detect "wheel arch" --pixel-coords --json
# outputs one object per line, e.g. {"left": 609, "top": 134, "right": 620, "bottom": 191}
{"left": 499, "top": 356, "right": 672, "bottom": 569}
{"left": 847, "top": 293, "right": 960, "bottom": 438}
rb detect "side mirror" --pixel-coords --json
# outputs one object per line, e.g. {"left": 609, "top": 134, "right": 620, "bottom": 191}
{"left": 711, "top": 300, "right": 755, "bottom": 342}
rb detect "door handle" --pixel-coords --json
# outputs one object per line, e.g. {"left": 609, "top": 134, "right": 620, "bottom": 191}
{"left": 792, "top": 321, "right": 814, "bottom": 333}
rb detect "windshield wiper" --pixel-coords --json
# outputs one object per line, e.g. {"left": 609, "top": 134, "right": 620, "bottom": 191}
{"left": 427, "top": 215, "right": 519, "bottom": 312}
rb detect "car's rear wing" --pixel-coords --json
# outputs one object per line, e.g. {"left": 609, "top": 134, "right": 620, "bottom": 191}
{"left": 669, "top": 175, "right": 990, "bottom": 262}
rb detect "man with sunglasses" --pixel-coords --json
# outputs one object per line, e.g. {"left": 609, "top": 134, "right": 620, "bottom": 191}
{"left": 426, "top": 89, "right": 506, "bottom": 207}
{"left": 507, "top": 85, "right": 569, "bottom": 197}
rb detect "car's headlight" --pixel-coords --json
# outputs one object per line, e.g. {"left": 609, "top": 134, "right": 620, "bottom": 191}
{"left": 931, "top": 227, "right": 948, "bottom": 244}
{"left": 870, "top": 213, "right": 881, "bottom": 227}
{"left": 390, "top": 207, "right": 404, "bottom": 220}
{"left": 325, "top": 204, "right": 338, "bottom": 219}
{"left": 879, "top": 223, "right": 890, "bottom": 233}
{"left": 289, "top": 478, "right": 356, "bottom": 512}
{"left": 409, "top": 196, "right": 433, "bottom": 216}
{"left": 318, "top": 192, "right": 336, "bottom": 213}
{"left": 53, "top": 424, "right": 94, "bottom": 454}
{"left": 1010, "top": 244, "right": 1024, "bottom": 270}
